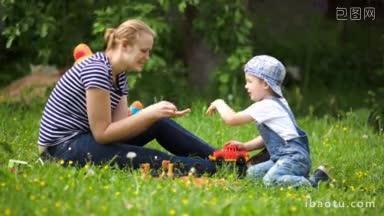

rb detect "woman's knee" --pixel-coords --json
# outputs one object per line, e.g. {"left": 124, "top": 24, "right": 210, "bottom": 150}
{"left": 152, "top": 117, "right": 172, "bottom": 128}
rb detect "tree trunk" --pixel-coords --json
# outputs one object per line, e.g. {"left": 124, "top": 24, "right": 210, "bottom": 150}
{"left": 181, "top": 4, "right": 220, "bottom": 91}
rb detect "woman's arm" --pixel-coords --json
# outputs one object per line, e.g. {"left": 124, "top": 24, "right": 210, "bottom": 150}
{"left": 207, "top": 99, "right": 253, "bottom": 126}
{"left": 112, "top": 96, "right": 129, "bottom": 122}
{"left": 86, "top": 88, "right": 189, "bottom": 144}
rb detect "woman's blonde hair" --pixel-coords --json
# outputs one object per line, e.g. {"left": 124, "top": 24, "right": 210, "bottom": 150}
{"left": 104, "top": 19, "right": 156, "bottom": 50}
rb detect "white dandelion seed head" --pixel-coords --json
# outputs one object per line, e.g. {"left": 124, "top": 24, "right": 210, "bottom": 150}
{"left": 126, "top": 152, "right": 137, "bottom": 159}
{"left": 189, "top": 167, "right": 196, "bottom": 174}
{"left": 86, "top": 168, "right": 96, "bottom": 176}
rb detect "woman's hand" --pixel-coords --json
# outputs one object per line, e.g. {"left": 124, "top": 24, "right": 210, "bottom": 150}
{"left": 142, "top": 101, "right": 191, "bottom": 119}
{"left": 173, "top": 108, "right": 191, "bottom": 117}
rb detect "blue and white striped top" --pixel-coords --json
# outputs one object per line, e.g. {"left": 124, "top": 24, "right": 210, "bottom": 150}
{"left": 38, "top": 52, "right": 128, "bottom": 146}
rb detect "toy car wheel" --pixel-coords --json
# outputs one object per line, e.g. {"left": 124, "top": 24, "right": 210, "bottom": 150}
{"left": 236, "top": 157, "right": 246, "bottom": 165}
{"left": 216, "top": 157, "right": 224, "bottom": 164}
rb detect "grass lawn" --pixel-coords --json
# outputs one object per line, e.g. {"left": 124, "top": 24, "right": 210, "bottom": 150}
{"left": 0, "top": 100, "right": 383, "bottom": 215}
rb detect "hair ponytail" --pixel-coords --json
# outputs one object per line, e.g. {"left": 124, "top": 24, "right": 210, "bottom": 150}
{"left": 103, "top": 19, "right": 156, "bottom": 50}
{"left": 104, "top": 28, "right": 116, "bottom": 50}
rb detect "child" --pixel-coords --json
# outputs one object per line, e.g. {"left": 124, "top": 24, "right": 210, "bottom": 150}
{"left": 207, "top": 55, "right": 329, "bottom": 187}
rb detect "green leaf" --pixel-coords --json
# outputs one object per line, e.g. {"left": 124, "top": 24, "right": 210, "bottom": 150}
{"left": 178, "top": 1, "right": 186, "bottom": 13}
{"left": 40, "top": 23, "right": 48, "bottom": 38}
{"left": 219, "top": 73, "right": 230, "bottom": 84}
{"left": 5, "top": 36, "right": 14, "bottom": 48}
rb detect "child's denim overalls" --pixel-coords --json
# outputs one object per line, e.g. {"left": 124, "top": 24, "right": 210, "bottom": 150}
{"left": 247, "top": 98, "right": 313, "bottom": 187}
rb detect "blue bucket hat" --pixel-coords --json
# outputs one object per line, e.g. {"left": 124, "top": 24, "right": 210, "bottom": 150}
{"left": 244, "top": 55, "right": 286, "bottom": 97}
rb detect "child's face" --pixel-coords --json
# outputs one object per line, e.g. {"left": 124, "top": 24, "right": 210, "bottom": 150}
{"left": 244, "top": 74, "right": 270, "bottom": 102}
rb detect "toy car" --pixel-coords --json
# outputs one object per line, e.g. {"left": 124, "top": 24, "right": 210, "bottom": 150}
{"left": 209, "top": 142, "right": 249, "bottom": 164}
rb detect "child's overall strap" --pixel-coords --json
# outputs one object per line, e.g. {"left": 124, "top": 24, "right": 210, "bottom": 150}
{"left": 271, "top": 97, "right": 298, "bottom": 128}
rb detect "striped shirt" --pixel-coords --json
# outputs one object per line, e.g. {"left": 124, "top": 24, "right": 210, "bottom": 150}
{"left": 38, "top": 52, "right": 128, "bottom": 146}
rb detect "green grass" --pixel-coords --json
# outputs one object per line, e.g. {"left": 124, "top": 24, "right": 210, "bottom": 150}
{"left": 0, "top": 100, "right": 383, "bottom": 215}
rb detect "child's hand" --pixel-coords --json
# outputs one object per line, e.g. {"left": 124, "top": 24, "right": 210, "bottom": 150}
{"left": 206, "top": 99, "right": 224, "bottom": 115}
{"left": 206, "top": 103, "right": 216, "bottom": 115}
{"left": 228, "top": 140, "right": 247, "bottom": 151}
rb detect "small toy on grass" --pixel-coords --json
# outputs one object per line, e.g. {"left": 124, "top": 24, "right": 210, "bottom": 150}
{"left": 8, "top": 159, "right": 31, "bottom": 173}
{"left": 160, "top": 160, "right": 170, "bottom": 177}
{"left": 209, "top": 142, "right": 249, "bottom": 165}
{"left": 140, "top": 163, "right": 151, "bottom": 177}
{"left": 167, "top": 163, "right": 174, "bottom": 177}
{"left": 73, "top": 43, "right": 93, "bottom": 64}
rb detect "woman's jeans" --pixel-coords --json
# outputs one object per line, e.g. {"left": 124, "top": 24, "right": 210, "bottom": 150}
{"left": 44, "top": 118, "right": 217, "bottom": 174}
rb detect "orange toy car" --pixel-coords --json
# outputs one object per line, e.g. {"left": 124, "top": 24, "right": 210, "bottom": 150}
{"left": 209, "top": 142, "right": 249, "bottom": 164}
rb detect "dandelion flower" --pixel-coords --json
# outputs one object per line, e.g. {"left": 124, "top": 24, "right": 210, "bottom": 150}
{"left": 182, "top": 198, "right": 189, "bottom": 205}
{"left": 169, "top": 209, "right": 176, "bottom": 215}
{"left": 4, "top": 208, "right": 11, "bottom": 216}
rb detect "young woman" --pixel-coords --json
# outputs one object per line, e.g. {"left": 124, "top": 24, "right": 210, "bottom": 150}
{"left": 38, "top": 19, "right": 216, "bottom": 174}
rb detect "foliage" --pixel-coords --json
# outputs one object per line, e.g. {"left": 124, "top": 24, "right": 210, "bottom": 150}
{"left": 0, "top": 0, "right": 108, "bottom": 86}
{"left": 366, "top": 88, "right": 384, "bottom": 133}
{"left": 0, "top": 1, "right": 383, "bottom": 115}
{"left": 0, "top": 0, "right": 106, "bottom": 64}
